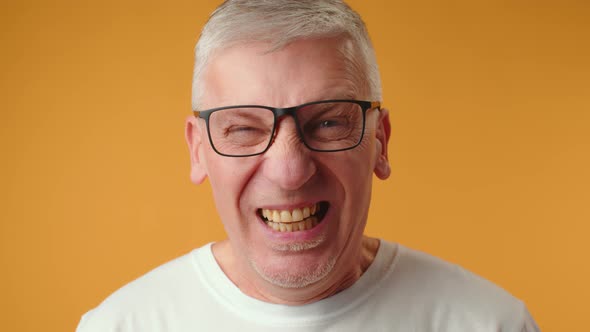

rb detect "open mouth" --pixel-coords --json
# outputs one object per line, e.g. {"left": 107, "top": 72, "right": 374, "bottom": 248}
{"left": 258, "top": 202, "right": 329, "bottom": 232}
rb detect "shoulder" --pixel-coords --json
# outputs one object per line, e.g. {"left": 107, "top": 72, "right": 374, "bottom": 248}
{"left": 76, "top": 245, "right": 214, "bottom": 332}
{"left": 373, "top": 241, "right": 539, "bottom": 331}
{"left": 394, "top": 245, "right": 517, "bottom": 303}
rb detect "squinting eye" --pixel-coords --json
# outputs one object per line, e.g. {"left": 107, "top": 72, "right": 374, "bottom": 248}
{"left": 217, "top": 124, "right": 271, "bottom": 147}
{"left": 228, "top": 126, "right": 259, "bottom": 133}
{"left": 225, "top": 125, "right": 268, "bottom": 137}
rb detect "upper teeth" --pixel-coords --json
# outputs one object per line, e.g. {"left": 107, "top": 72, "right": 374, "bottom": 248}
{"left": 262, "top": 204, "right": 318, "bottom": 223}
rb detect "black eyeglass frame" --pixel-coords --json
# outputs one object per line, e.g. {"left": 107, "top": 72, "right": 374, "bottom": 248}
{"left": 193, "top": 99, "right": 381, "bottom": 157}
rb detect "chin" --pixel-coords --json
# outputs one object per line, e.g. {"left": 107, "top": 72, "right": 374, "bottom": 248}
{"left": 249, "top": 252, "right": 337, "bottom": 289}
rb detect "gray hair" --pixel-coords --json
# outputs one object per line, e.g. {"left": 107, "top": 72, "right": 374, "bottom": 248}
{"left": 192, "top": 0, "right": 382, "bottom": 110}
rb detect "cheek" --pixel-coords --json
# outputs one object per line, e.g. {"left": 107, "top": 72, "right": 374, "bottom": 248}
{"left": 361, "top": 133, "right": 381, "bottom": 175}
{"left": 325, "top": 155, "right": 373, "bottom": 200}
{"left": 206, "top": 153, "right": 261, "bottom": 210}
{"left": 350, "top": 136, "right": 378, "bottom": 175}
{"left": 209, "top": 161, "right": 242, "bottom": 190}
{"left": 336, "top": 149, "right": 376, "bottom": 211}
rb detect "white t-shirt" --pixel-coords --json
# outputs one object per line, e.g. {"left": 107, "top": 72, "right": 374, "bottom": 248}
{"left": 76, "top": 240, "right": 539, "bottom": 331}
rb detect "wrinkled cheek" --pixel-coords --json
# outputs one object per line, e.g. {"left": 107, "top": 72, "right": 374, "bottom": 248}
{"left": 207, "top": 162, "right": 242, "bottom": 217}
{"left": 208, "top": 156, "right": 262, "bottom": 231}
{"left": 208, "top": 153, "right": 258, "bottom": 193}
{"left": 353, "top": 162, "right": 375, "bottom": 213}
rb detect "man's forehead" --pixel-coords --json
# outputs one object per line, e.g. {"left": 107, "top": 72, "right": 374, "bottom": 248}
{"left": 199, "top": 38, "right": 361, "bottom": 108}
{"left": 206, "top": 38, "right": 353, "bottom": 71}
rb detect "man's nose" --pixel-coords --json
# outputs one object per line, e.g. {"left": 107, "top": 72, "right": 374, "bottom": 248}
{"left": 259, "top": 117, "right": 316, "bottom": 190}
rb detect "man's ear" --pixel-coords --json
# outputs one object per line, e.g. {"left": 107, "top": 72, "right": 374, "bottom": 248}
{"left": 374, "top": 108, "right": 391, "bottom": 180}
{"left": 185, "top": 116, "right": 208, "bottom": 184}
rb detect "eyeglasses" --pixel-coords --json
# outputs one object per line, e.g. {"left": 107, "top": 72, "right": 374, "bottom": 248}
{"left": 193, "top": 99, "right": 381, "bottom": 157}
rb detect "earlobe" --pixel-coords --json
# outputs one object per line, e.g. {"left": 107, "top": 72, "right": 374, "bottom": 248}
{"left": 374, "top": 108, "right": 391, "bottom": 180}
{"left": 185, "top": 116, "right": 208, "bottom": 184}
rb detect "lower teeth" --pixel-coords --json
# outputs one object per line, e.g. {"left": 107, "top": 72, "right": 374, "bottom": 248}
{"left": 266, "top": 216, "right": 318, "bottom": 232}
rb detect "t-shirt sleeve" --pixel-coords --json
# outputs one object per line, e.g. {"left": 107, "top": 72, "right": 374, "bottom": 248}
{"left": 75, "top": 311, "right": 93, "bottom": 332}
{"left": 75, "top": 309, "right": 118, "bottom": 332}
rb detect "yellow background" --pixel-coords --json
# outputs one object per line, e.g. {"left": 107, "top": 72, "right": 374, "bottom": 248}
{"left": 2, "top": 0, "right": 589, "bottom": 331}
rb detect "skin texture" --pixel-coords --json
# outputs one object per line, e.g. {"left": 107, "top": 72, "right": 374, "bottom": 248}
{"left": 186, "top": 37, "right": 391, "bottom": 305}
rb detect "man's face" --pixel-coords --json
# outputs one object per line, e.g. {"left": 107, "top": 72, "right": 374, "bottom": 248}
{"left": 187, "top": 38, "right": 390, "bottom": 291}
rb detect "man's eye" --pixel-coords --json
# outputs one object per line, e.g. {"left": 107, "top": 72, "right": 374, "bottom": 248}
{"left": 222, "top": 125, "right": 270, "bottom": 146}
{"left": 225, "top": 125, "right": 269, "bottom": 138}
{"left": 318, "top": 119, "right": 345, "bottom": 128}
{"left": 228, "top": 126, "right": 260, "bottom": 133}
{"left": 303, "top": 117, "right": 353, "bottom": 143}
{"left": 312, "top": 117, "right": 349, "bottom": 131}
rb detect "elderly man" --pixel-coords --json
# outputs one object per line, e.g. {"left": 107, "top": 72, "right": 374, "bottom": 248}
{"left": 77, "top": 1, "right": 539, "bottom": 331}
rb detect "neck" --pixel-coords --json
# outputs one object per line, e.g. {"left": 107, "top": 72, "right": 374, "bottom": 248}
{"left": 212, "top": 236, "right": 380, "bottom": 305}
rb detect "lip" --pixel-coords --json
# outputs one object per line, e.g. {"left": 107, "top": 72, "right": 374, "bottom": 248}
{"left": 257, "top": 202, "right": 331, "bottom": 242}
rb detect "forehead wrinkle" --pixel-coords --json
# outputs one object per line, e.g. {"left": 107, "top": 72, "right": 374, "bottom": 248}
{"left": 201, "top": 38, "right": 362, "bottom": 111}
{"left": 295, "top": 39, "right": 362, "bottom": 101}
{"left": 335, "top": 39, "right": 367, "bottom": 100}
